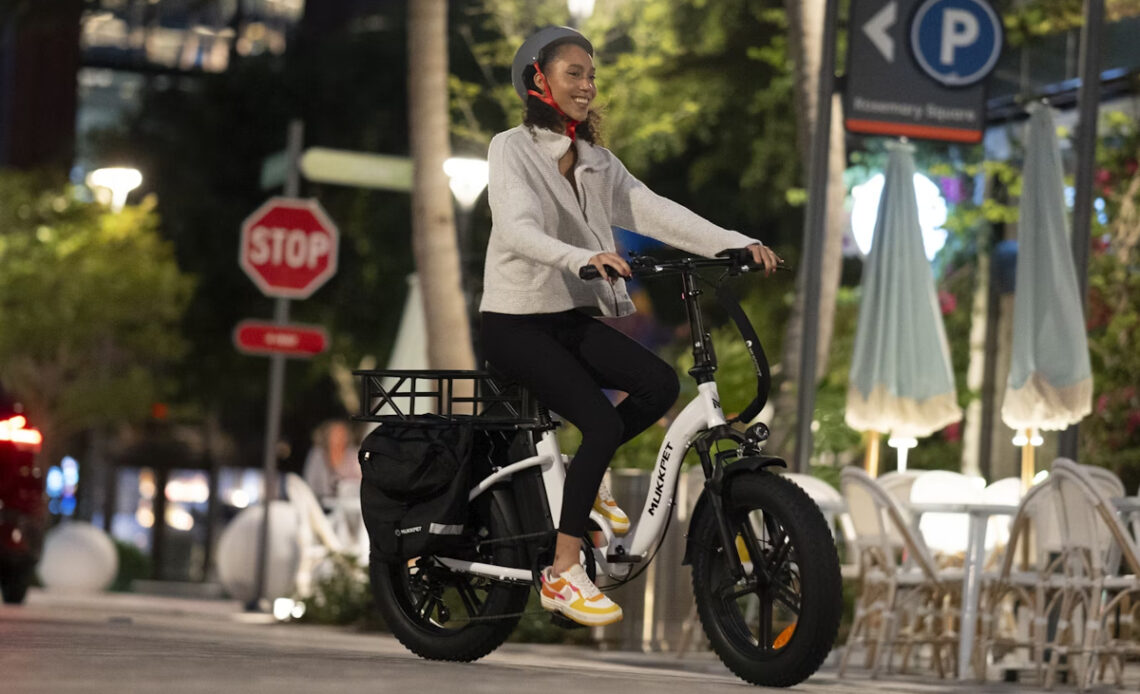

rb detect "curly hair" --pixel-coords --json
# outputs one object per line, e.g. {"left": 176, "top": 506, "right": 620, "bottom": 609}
{"left": 520, "top": 37, "right": 603, "bottom": 146}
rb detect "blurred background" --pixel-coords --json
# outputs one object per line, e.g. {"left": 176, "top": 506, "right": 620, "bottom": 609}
{"left": 0, "top": 0, "right": 1139, "bottom": 603}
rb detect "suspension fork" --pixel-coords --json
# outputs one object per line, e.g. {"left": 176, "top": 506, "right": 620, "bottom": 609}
{"left": 694, "top": 436, "right": 748, "bottom": 582}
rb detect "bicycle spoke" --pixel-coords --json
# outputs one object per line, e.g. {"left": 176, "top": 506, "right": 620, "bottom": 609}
{"left": 412, "top": 587, "right": 432, "bottom": 617}
{"left": 723, "top": 581, "right": 759, "bottom": 601}
{"left": 757, "top": 587, "right": 774, "bottom": 648}
{"left": 454, "top": 578, "right": 484, "bottom": 617}
{"left": 419, "top": 593, "right": 439, "bottom": 621}
{"left": 769, "top": 577, "right": 802, "bottom": 615}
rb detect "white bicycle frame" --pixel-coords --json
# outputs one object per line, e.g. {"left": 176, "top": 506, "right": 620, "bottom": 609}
{"left": 435, "top": 380, "right": 726, "bottom": 584}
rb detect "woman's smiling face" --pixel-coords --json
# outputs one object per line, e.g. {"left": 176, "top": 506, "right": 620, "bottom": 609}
{"left": 535, "top": 43, "right": 596, "bottom": 122}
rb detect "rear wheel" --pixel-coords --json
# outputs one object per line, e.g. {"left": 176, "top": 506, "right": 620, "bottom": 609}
{"left": 371, "top": 491, "right": 531, "bottom": 661}
{"left": 690, "top": 471, "right": 842, "bottom": 687}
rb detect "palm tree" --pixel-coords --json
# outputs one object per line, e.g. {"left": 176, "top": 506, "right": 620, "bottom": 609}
{"left": 408, "top": 0, "right": 476, "bottom": 371}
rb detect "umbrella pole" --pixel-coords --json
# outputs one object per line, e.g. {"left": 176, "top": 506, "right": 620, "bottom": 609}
{"left": 1020, "top": 428, "right": 1036, "bottom": 492}
{"left": 864, "top": 430, "right": 881, "bottom": 478}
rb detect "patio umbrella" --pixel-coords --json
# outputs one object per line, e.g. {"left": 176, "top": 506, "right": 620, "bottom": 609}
{"left": 1001, "top": 104, "right": 1093, "bottom": 486}
{"left": 846, "top": 141, "right": 962, "bottom": 474}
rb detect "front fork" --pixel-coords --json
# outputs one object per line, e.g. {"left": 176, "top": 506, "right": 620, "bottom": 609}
{"left": 692, "top": 427, "right": 784, "bottom": 582}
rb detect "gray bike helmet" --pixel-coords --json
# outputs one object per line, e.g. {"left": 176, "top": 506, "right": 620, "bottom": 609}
{"left": 511, "top": 25, "right": 594, "bottom": 102}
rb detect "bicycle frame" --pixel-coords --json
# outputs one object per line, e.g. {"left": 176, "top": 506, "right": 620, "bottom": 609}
{"left": 439, "top": 381, "right": 724, "bottom": 584}
{"left": 436, "top": 251, "right": 773, "bottom": 585}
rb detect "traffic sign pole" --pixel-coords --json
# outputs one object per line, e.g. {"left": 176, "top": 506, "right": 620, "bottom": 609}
{"left": 250, "top": 119, "right": 303, "bottom": 612}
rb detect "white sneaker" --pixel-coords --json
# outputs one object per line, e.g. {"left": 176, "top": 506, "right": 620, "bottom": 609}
{"left": 540, "top": 565, "right": 623, "bottom": 627}
{"left": 593, "top": 478, "right": 630, "bottom": 535}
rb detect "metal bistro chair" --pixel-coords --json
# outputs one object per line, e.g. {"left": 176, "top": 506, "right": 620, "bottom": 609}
{"left": 1049, "top": 458, "right": 1140, "bottom": 691}
{"left": 284, "top": 472, "right": 348, "bottom": 600}
{"left": 780, "top": 472, "right": 858, "bottom": 579}
{"left": 840, "top": 466, "right": 962, "bottom": 678}
{"left": 973, "top": 477, "right": 1066, "bottom": 682}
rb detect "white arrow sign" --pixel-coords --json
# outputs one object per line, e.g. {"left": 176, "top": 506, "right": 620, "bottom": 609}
{"left": 863, "top": 1, "right": 897, "bottom": 62}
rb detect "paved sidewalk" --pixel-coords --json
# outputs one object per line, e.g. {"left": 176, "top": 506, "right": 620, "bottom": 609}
{"left": 2, "top": 590, "right": 1134, "bottom": 693}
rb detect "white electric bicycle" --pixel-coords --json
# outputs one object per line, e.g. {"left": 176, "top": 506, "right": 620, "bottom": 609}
{"left": 355, "top": 249, "right": 842, "bottom": 687}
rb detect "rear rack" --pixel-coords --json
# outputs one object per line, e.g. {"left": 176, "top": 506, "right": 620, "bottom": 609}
{"left": 353, "top": 369, "right": 555, "bottom": 431}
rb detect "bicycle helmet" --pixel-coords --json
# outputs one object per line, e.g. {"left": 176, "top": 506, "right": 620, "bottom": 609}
{"left": 510, "top": 25, "right": 594, "bottom": 102}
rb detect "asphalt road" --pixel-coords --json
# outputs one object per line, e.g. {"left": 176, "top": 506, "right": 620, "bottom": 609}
{"left": 0, "top": 590, "right": 1128, "bottom": 693}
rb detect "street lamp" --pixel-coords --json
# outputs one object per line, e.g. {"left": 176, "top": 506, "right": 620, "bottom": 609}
{"left": 86, "top": 167, "right": 142, "bottom": 213}
{"left": 567, "top": 0, "right": 596, "bottom": 27}
{"left": 443, "top": 157, "right": 489, "bottom": 332}
{"left": 443, "top": 157, "right": 489, "bottom": 210}
{"left": 850, "top": 171, "right": 948, "bottom": 261}
{"left": 443, "top": 157, "right": 489, "bottom": 256}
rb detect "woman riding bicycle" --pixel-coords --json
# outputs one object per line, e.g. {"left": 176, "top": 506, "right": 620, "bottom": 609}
{"left": 480, "top": 26, "right": 780, "bottom": 627}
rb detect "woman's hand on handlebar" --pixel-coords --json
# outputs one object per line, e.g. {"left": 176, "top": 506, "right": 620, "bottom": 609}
{"left": 747, "top": 243, "right": 782, "bottom": 277}
{"left": 588, "top": 252, "right": 631, "bottom": 283}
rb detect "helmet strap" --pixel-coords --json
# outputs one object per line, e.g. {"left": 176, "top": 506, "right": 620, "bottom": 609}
{"left": 528, "top": 61, "right": 581, "bottom": 142}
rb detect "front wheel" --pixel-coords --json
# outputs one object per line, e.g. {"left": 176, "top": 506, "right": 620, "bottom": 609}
{"left": 690, "top": 472, "right": 842, "bottom": 687}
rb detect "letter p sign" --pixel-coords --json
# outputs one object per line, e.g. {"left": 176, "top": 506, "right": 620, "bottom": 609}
{"left": 940, "top": 9, "right": 979, "bottom": 65}
{"left": 911, "top": 0, "right": 1003, "bottom": 87}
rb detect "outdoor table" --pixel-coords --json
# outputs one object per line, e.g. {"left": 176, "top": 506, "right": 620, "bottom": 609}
{"left": 1113, "top": 496, "right": 1140, "bottom": 515}
{"left": 908, "top": 501, "right": 1020, "bottom": 681}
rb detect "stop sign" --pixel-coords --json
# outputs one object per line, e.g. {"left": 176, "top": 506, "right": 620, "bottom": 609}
{"left": 239, "top": 197, "right": 339, "bottom": 299}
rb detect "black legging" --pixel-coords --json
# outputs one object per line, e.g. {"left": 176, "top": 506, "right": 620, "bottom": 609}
{"left": 481, "top": 310, "right": 680, "bottom": 538}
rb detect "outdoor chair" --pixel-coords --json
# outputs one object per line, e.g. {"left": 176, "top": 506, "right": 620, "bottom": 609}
{"left": 909, "top": 470, "right": 986, "bottom": 566}
{"left": 1048, "top": 458, "right": 1140, "bottom": 691}
{"left": 878, "top": 470, "right": 922, "bottom": 527}
{"left": 780, "top": 472, "right": 858, "bottom": 579}
{"left": 973, "top": 477, "right": 1067, "bottom": 683}
{"left": 981, "top": 477, "right": 1024, "bottom": 557}
{"left": 839, "top": 466, "right": 962, "bottom": 679}
{"left": 284, "top": 472, "right": 347, "bottom": 599}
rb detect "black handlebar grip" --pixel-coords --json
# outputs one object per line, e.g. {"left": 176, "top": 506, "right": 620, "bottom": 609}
{"left": 578, "top": 265, "right": 622, "bottom": 280}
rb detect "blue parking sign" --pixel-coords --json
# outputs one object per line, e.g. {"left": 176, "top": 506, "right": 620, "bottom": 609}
{"left": 910, "top": 0, "right": 1003, "bottom": 87}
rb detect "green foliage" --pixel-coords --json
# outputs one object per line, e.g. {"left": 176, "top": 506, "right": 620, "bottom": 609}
{"left": 0, "top": 171, "right": 193, "bottom": 454}
{"left": 811, "top": 288, "right": 865, "bottom": 460}
{"left": 296, "top": 553, "right": 379, "bottom": 627}
{"left": 1079, "top": 112, "right": 1140, "bottom": 485}
{"left": 1002, "top": 0, "right": 1086, "bottom": 45}
{"left": 476, "top": 0, "right": 802, "bottom": 249}
{"left": 110, "top": 539, "right": 153, "bottom": 592}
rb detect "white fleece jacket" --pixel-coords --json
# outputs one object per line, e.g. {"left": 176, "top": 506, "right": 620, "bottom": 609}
{"left": 479, "top": 125, "right": 760, "bottom": 317}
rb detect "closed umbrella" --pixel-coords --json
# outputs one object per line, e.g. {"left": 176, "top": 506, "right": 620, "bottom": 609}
{"left": 1001, "top": 104, "right": 1093, "bottom": 487}
{"left": 846, "top": 141, "right": 962, "bottom": 475}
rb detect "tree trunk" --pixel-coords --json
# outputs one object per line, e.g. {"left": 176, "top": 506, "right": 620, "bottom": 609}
{"left": 407, "top": 0, "right": 476, "bottom": 371}
{"left": 768, "top": 0, "right": 847, "bottom": 455}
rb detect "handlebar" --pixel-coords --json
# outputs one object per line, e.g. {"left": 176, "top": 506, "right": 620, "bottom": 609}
{"left": 578, "top": 248, "right": 777, "bottom": 281}
{"left": 577, "top": 247, "right": 777, "bottom": 426}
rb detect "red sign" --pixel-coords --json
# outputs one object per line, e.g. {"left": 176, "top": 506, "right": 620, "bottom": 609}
{"left": 233, "top": 320, "right": 329, "bottom": 358}
{"left": 239, "top": 197, "right": 339, "bottom": 299}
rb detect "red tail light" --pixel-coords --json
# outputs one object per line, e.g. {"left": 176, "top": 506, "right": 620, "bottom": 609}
{"left": 0, "top": 414, "right": 42, "bottom": 452}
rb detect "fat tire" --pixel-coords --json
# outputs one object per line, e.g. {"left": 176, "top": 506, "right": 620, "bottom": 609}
{"left": 690, "top": 471, "right": 842, "bottom": 687}
{"left": 371, "top": 492, "right": 530, "bottom": 662}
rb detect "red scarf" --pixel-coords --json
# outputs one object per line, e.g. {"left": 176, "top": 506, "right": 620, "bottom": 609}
{"left": 527, "top": 61, "right": 581, "bottom": 141}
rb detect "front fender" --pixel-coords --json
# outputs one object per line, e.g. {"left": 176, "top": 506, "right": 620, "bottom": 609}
{"left": 682, "top": 455, "right": 786, "bottom": 565}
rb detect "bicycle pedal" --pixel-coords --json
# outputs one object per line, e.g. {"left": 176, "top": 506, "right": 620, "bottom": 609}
{"left": 605, "top": 554, "right": 642, "bottom": 563}
{"left": 550, "top": 613, "right": 589, "bottom": 630}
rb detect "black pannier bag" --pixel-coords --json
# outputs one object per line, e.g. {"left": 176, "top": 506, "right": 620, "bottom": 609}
{"left": 359, "top": 423, "right": 473, "bottom": 562}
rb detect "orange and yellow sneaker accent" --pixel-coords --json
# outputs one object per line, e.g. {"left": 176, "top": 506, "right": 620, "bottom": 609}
{"left": 593, "top": 479, "right": 630, "bottom": 535}
{"left": 540, "top": 565, "right": 623, "bottom": 627}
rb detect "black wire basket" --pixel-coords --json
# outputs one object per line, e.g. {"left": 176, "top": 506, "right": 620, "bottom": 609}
{"left": 353, "top": 369, "right": 554, "bottom": 431}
